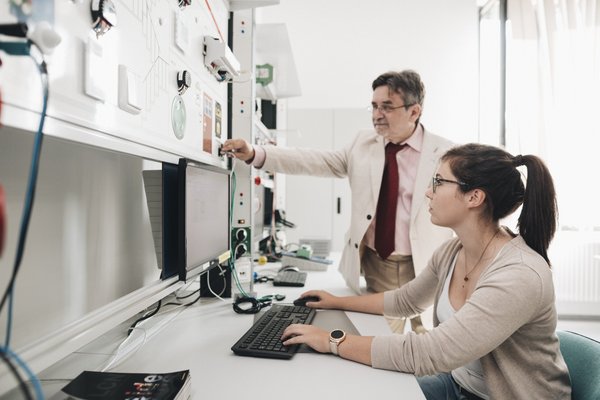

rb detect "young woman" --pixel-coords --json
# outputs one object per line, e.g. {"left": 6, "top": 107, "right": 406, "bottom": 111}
{"left": 282, "top": 143, "right": 571, "bottom": 399}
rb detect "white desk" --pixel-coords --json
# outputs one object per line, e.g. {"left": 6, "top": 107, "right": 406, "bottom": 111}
{"left": 33, "top": 264, "right": 425, "bottom": 400}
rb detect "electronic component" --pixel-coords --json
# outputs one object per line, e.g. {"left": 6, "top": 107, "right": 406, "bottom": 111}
{"left": 232, "top": 227, "right": 250, "bottom": 259}
{"left": 0, "top": 23, "right": 28, "bottom": 38}
{"left": 215, "top": 102, "right": 222, "bottom": 139}
{"left": 0, "top": 22, "right": 61, "bottom": 55}
{"left": 203, "top": 36, "right": 240, "bottom": 82}
{"left": 28, "top": 22, "right": 62, "bottom": 54}
{"left": 296, "top": 244, "right": 313, "bottom": 259}
{"left": 177, "top": 70, "right": 191, "bottom": 95}
{"left": 256, "top": 63, "right": 273, "bottom": 86}
{"left": 234, "top": 242, "right": 247, "bottom": 259}
{"left": 91, "top": 0, "right": 117, "bottom": 38}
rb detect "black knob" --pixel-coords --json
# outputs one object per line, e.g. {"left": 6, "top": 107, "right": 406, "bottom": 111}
{"left": 177, "top": 70, "right": 191, "bottom": 95}
{"left": 236, "top": 229, "right": 248, "bottom": 242}
{"left": 235, "top": 243, "right": 248, "bottom": 259}
{"left": 91, "top": 0, "right": 117, "bottom": 38}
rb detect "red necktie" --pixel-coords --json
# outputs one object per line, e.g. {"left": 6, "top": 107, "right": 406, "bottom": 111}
{"left": 375, "top": 143, "right": 405, "bottom": 260}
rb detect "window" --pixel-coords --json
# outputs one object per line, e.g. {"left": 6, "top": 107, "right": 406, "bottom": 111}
{"left": 480, "top": 0, "right": 600, "bottom": 316}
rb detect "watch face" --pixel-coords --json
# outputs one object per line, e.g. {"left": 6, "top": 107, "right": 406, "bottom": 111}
{"left": 331, "top": 329, "right": 345, "bottom": 339}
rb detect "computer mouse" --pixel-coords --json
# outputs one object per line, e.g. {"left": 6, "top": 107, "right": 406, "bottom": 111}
{"left": 279, "top": 265, "right": 300, "bottom": 273}
{"left": 293, "top": 295, "right": 320, "bottom": 307}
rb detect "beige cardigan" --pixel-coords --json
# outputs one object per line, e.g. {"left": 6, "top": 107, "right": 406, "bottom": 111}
{"left": 371, "top": 236, "right": 571, "bottom": 399}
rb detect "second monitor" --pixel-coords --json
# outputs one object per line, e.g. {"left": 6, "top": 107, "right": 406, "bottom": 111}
{"left": 177, "top": 159, "right": 230, "bottom": 282}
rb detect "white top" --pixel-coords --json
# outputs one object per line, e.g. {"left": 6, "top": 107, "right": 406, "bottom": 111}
{"left": 437, "top": 255, "right": 490, "bottom": 400}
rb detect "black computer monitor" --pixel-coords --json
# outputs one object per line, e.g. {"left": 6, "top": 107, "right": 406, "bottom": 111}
{"left": 161, "top": 162, "right": 179, "bottom": 279}
{"left": 177, "top": 159, "right": 230, "bottom": 281}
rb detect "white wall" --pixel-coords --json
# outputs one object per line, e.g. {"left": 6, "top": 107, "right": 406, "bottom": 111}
{"left": 257, "top": 0, "right": 480, "bottom": 143}
{"left": 255, "top": 1, "right": 480, "bottom": 247}
{"left": 0, "top": 128, "right": 160, "bottom": 350}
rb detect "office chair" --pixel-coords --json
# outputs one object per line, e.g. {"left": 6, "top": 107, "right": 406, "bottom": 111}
{"left": 556, "top": 330, "right": 600, "bottom": 400}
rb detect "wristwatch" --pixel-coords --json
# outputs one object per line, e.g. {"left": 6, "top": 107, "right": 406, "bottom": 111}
{"left": 329, "top": 329, "right": 346, "bottom": 355}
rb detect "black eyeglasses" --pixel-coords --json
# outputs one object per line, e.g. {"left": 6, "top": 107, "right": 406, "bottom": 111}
{"left": 431, "top": 176, "right": 469, "bottom": 193}
{"left": 367, "top": 103, "right": 415, "bottom": 114}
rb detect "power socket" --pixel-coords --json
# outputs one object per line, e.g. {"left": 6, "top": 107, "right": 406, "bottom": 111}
{"left": 232, "top": 227, "right": 251, "bottom": 259}
{"left": 235, "top": 258, "right": 251, "bottom": 284}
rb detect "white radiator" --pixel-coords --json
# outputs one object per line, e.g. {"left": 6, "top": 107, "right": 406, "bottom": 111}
{"left": 551, "top": 232, "right": 600, "bottom": 317}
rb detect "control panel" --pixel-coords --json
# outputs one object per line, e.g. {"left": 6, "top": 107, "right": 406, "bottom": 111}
{"left": 0, "top": 0, "right": 234, "bottom": 166}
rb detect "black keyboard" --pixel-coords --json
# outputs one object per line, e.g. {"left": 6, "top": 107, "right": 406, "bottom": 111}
{"left": 231, "top": 304, "right": 316, "bottom": 359}
{"left": 273, "top": 270, "right": 307, "bottom": 287}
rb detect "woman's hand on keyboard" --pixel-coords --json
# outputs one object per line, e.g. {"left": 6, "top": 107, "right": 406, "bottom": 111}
{"left": 281, "top": 324, "right": 330, "bottom": 353}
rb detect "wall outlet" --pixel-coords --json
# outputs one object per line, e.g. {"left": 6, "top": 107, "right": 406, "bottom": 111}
{"left": 235, "top": 258, "right": 252, "bottom": 284}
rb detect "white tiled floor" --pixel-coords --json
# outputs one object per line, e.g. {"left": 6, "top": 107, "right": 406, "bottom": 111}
{"left": 557, "top": 318, "right": 600, "bottom": 341}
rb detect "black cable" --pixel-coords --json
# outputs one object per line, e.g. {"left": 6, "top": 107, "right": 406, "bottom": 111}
{"left": 164, "top": 290, "right": 202, "bottom": 308}
{"left": 175, "top": 288, "right": 200, "bottom": 300}
{"left": 233, "top": 296, "right": 272, "bottom": 314}
{"left": 254, "top": 275, "right": 274, "bottom": 283}
{"left": 0, "top": 348, "right": 33, "bottom": 400}
{"left": 178, "top": 291, "right": 202, "bottom": 307}
{"left": 127, "top": 300, "right": 162, "bottom": 336}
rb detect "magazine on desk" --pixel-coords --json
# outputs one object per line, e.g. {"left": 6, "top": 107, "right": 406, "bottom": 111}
{"left": 61, "top": 369, "right": 191, "bottom": 400}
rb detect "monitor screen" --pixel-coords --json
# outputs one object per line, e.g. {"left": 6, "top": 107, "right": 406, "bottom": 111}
{"left": 178, "top": 159, "right": 230, "bottom": 281}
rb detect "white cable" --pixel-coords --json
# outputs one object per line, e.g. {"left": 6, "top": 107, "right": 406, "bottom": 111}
{"left": 101, "top": 326, "right": 148, "bottom": 372}
{"left": 206, "top": 264, "right": 227, "bottom": 302}
{"left": 100, "top": 301, "right": 188, "bottom": 371}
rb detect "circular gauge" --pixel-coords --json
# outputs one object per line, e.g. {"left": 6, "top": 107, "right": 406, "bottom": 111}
{"left": 171, "top": 95, "right": 186, "bottom": 140}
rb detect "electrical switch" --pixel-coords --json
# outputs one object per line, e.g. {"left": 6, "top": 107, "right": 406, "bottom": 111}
{"left": 84, "top": 38, "right": 107, "bottom": 101}
{"left": 118, "top": 65, "right": 143, "bottom": 114}
{"left": 91, "top": 0, "right": 117, "bottom": 38}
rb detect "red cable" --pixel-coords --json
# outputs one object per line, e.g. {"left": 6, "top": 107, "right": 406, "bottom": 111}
{"left": 204, "top": 0, "right": 224, "bottom": 42}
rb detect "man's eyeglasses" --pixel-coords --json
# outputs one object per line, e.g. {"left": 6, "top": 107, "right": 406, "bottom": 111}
{"left": 367, "top": 103, "right": 414, "bottom": 114}
{"left": 431, "top": 176, "right": 469, "bottom": 193}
